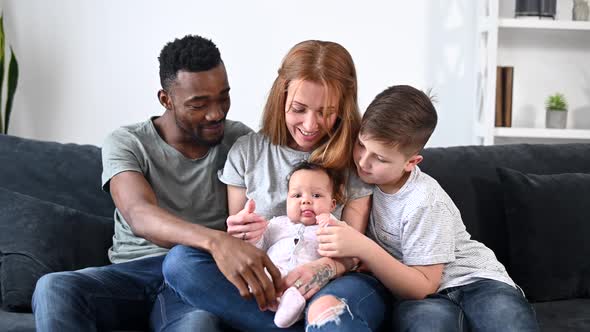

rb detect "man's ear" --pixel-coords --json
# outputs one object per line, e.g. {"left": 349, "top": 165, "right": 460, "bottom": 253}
{"left": 331, "top": 199, "right": 337, "bottom": 212}
{"left": 158, "top": 89, "right": 172, "bottom": 110}
{"left": 404, "top": 154, "right": 423, "bottom": 172}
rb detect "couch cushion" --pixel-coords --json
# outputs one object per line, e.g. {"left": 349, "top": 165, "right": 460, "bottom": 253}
{"left": 0, "top": 134, "right": 114, "bottom": 218}
{"left": 534, "top": 299, "right": 590, "bottom": 331}
{"left": 0, "top": 310, "right": 35, "bottom": 332}
{"left": 0, "top": 188, "right": 113, "bottom": 312}
{"left": 497, "top": 168, "right": 590, "bottom": 302}
{"left": 420, "top": 143, "right": 590, "bottom": 269}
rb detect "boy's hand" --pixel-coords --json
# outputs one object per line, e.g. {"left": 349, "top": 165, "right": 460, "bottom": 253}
{"left": 226, "top": 199, "right": 268, "bottom": 243}
{"left": 316, "top": 216, "right": 369, "bottom": 259}
{"left": 315, "top": 212, "right": 337, "bottom": 227}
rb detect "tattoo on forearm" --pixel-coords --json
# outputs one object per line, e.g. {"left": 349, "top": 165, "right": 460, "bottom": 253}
{"left": 304, "top": 264, "right": 335, "bottom": 293}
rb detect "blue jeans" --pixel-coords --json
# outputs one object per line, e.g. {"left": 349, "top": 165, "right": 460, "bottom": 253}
{"left": 162, "top": 245, "right": 390, "bottom": 332}
{"left": 32, "top": 255, "right": 224, "bottom": 332}
{"left": 395, "top": 279, "right": 539, "bottom": 332}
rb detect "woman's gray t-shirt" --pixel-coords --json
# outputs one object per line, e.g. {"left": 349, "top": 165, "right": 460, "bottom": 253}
{"left": 218, "top": 132, "right": 372, "bottom": 220}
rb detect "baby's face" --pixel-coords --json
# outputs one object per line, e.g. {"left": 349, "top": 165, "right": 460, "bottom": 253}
{"left": 286, "top": 169, "right": 336, "bottom": 226}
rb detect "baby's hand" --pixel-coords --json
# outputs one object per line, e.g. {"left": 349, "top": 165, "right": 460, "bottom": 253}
{"left": 316, "top": 213, "right": 339, "bottom": 228}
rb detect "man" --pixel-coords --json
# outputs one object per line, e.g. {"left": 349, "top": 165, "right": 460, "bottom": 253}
{"left": 32, "top": 35, "right": 282, "bottom": 331}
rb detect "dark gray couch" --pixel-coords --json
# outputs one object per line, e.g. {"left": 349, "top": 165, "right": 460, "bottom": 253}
{"left": 1, "top": 134, "right": 589, "bottom": 331}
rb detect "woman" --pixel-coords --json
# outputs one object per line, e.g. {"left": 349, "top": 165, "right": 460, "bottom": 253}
{"left": 163, "top": 40, "right": 389, "bottom": 332}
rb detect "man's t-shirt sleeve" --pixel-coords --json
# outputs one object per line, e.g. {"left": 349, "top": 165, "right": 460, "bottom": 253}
{"left": 101, "top": 129, "right": 144, "bottom": 192}
{"left": 401, "top": 201, "right": 457, "bottom": 266}
{"left": 226, "top": 121, "right": 253, "bottom": 143}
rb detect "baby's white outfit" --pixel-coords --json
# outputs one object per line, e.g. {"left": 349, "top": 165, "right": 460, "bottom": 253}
{"left": 255, "top": 215, "right": 323, "bottom": 328}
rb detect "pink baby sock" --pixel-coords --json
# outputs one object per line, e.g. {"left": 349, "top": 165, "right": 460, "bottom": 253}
{"left": 274, "top": 286, "right": 306, "bottom": 328}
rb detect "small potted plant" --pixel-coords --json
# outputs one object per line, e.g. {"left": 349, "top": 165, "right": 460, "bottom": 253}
{"left": 545, "top": 93, "right": 568, "bottom": 129}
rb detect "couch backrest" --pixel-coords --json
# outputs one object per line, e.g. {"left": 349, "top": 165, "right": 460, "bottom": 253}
{"left": 420, "top": 143, "right": 590, "bottom": 268}
{"left": 0, "top": 134, "right": 115, "bottom": 218}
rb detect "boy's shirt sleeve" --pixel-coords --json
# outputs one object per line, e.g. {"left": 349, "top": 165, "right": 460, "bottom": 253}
{"left": 401, "top": 201, "right": 457, "bottom": 266}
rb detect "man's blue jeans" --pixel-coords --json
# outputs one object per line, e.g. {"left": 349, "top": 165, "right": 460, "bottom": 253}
{"left": 394, "top": 279, "right": 539, "bottom": 331}
{"left": 32, "top": 255, "right": 224, "bottom": 331}
{"left": 162, "top": 245, "right": 390, "bottom": 332}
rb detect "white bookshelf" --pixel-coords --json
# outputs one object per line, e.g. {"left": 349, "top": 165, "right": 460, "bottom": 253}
{"left": 498, "top": 18, "right": 590, "bottom": 30}
{"left": 474, "top": 0, "right": 590, "bottom": 145}
{"left": 494, "top": 127, "right": 590, "bottom": 139}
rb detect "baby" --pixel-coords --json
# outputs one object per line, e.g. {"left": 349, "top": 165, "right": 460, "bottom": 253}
{"left": 253, "top": 161, "right": 343, "bottom": 328}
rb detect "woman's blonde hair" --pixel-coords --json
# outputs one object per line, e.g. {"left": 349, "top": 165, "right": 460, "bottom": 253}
{"left": 260, "top": 40, "right": 361, "bottom": 171}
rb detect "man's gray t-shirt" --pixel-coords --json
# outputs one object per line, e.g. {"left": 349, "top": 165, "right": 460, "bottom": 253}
{"left": 101, "top": 118, "right": 252, "bottom": 263}
{"left": 218, "top": 132, "right": 372, "bottom": 220}
{"left": 367, "top": 166, "right": 516, "bottom": 292}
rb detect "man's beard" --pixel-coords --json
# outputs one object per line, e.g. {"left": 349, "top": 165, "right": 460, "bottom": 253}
{"left": 193, "top": 131, "right": 224, "bottom": 147}
{"left": 192, "top": 120, "right": 225, "bottom": 147}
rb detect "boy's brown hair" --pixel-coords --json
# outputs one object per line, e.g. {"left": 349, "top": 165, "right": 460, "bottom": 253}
{"left": 360, "top": 85, "right": 437, "bottom": 157}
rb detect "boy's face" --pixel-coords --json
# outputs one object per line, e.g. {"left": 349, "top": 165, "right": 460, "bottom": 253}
{"left": 287, "top": 169, "right": 337, "bottom": 226}
{"left": 353, "top": 135, "right": 423, "bottom": 194}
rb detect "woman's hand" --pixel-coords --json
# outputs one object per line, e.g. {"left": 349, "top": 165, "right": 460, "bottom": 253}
{"left": 283, "top": 258, "right": 337, "bottom": 300}
{"left": 316, "top": 214, "right": 370, "bottom": 259}
{"left": 226, "top": 199, "right": 268, "bottom": 243}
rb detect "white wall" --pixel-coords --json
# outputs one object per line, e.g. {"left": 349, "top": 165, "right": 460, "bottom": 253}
{"left": 1, "top": 0, "right": 477, "bottom": 147}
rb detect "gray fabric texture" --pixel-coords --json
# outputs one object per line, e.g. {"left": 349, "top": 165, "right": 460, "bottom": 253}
{"left": 101, "top": 118, "right": 252, "bottom": 263}
{"left": 534, "top": 299, "right": 590, "bottom": 331}
{"left": 218, "top": 132, "right": 372, "bottom": 220}
{"left": 0, "top": 135, "right": 114, "bottom": 218}
{"left": 0, "top": 188, "right": 113, "bottom": 312}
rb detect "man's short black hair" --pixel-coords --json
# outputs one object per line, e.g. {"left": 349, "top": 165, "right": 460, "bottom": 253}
{"left": 158, "top": 35, "right": 222, "bottom": 90}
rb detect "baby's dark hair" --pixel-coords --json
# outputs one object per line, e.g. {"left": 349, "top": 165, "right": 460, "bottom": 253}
{"left": 158, "top": 35, "right": 222, "bottom": 91}
{"left": 360, "top": 85, "right": 437, "bottom": 156}
{"left": 287, "top": 161, "right": 345, "bottom": 205}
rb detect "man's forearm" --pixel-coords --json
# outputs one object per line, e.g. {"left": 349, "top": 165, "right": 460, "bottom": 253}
{"left": 126, "top": 203, "right": 226, "bottom": 251}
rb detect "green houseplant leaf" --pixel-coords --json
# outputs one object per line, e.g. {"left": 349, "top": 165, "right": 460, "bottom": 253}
{"left": 0, "top": 15, "right": 5, "bottom": 134}
{"left": 545, "top": 93, "right": 568, "bottom": 111}
{"left": 4, "top": 47, "right": 18, "bottom": 133}
{"left": 0, "top": 15, "right": 19, "bottom": 134}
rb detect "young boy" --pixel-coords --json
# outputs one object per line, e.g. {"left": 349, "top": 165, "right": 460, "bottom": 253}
{"left": 245, "top": 161, "right": 343, "bottom": 328}
{"left": 316, "top": 85, "right": 539, "bottom": 331}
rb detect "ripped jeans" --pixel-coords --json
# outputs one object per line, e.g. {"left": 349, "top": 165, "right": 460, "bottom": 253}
{"left": 163, "top": 245, "right": 390, "bottom": 332}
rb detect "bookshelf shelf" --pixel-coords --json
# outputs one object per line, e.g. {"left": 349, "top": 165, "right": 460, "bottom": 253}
{"left": 475, "top": 1, "right": 590, "bottom": 145}
{"left": 498, "top": 18, "right": 590, "bottom": 31}
{"left": 494, "top": 128, "right": 590, "bottom": 140}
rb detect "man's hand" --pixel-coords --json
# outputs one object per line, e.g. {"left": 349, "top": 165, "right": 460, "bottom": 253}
{"left": 210, "top": 233, "right": 283, "bottom": 311}
{"left": 226, "top": 199, "right": 268, "bottom": 243}
{"left": 283, "top": 258, "right": 336, "bottom": 300}
{"left": 316, "top": 216, "right": 370, "bottom": 259}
